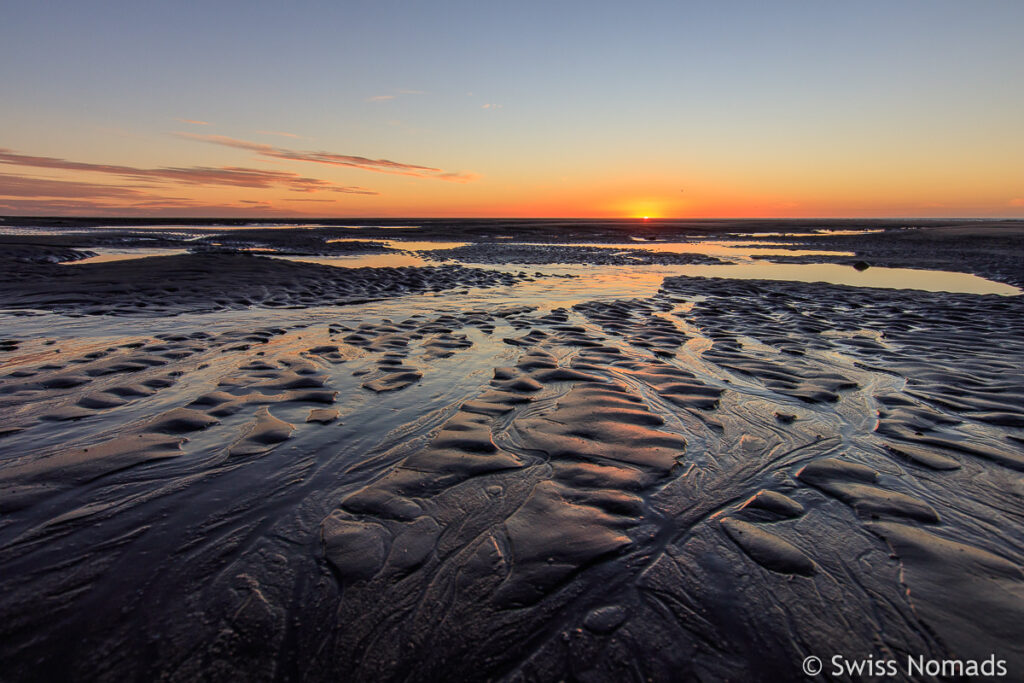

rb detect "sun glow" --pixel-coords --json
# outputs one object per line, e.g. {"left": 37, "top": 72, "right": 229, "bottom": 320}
{"left": 622, "top": 198, "right": 669, "bottom": 220}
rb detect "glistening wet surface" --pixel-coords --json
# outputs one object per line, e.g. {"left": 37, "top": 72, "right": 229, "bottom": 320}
{"left": 658, "top": 262, "right": 1021, "bottom": 295}
{"left": 0, "top": 230, "right": 1022, "bottom": 681}
{"left": 26, "top": 228, "right": 1020, "bottom": 296}
{"left": 280, "top": 253, "right": 1022, "bottom": 297}
{"left": 536, "top": 240, "right": 855, "bottom": 259}
{"left": 275, "top": 253, "right": 432, "bottom": 269}
{"left": 60, "top": 248, "right": 189, "bottom": 265}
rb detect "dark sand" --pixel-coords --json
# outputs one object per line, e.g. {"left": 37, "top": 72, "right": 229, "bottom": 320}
{"left": 420, "top": 243, "right": 727, "bottom": 266}
{"left": 0, "top": 220, "right": 1022, "bottom": 681}
{"left": 0, "top": 251, "right": 522, "bottom": 316}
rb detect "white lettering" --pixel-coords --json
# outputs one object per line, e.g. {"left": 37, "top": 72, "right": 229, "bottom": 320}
{"left": 830, "top": 656, "right": 899, "bottom": 677}
{"left": 941, "top": 659, "right": 964, "bottom": 677}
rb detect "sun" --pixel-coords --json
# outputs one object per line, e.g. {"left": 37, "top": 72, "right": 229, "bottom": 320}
{"left": 624, "top": 200, "right": 663, "bottom": 220}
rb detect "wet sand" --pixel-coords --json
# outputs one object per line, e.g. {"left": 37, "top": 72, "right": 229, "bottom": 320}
{"left": 0, "top": 252, "right": 522, "bottom": 316}
{"left": 419, "top": 243, "right": 728, "bottom": 266}
{"left": 742, "top": 221, "right": 1024, "bottom": 288}
{"left": 0, "top": 221, "right": 1022, "bottom": 681}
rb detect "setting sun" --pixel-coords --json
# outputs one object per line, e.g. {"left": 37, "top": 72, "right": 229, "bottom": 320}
{"left": 2, "top": 1, "right": 1024, "bottom": 679}
{"left": 624, "top": 199, "right": 666, "bottom": 220}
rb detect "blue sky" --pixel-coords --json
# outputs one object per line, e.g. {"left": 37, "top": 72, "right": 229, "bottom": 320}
{"left": 2, "top": 1, "right": 1022, "bottom": 216}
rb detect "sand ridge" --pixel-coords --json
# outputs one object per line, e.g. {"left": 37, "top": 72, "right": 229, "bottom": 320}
{"left": 0, "top": 225, "right": 1022, "bottom": 681}
{"left": 0, "top": 252, "right": 524, "bottom": 316}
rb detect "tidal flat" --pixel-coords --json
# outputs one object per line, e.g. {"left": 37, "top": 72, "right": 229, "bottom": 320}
{"left": 0, "top": 219, "right": 1022, "bottom": 681}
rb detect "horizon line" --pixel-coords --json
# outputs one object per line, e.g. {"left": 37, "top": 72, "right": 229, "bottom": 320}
{"left": 3, "top": 215, "right": 1024, "bottom": 222}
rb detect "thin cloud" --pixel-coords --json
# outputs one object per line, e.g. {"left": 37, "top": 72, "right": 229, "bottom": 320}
{"left": 0, "top": 196, "right": 309, "bottom": 217}
{"left": 0, "top": 148, "right": 379, "bottom": 194}
{"left": 0, "top": 171, "right": 304, "bottom": 216}
{"left": 176, "top": 133, "right": 476, "bottom": 182}
{"left": 437, "top": 171, "right": 480, "bottom": 182}
{"left": 124, "top": 199, "right": 227, "bottom": 209}
{"left": 0, "top": 193, "right": 325, "bottom": 218}
{"left": 256, "top": 130, "right": 303, "bottom": 139}
{"left": 0, "top": 196, "right": 183, "bottom": 212}
{"left": 0, "top": 198, "right": 135, "bottom": 213}
{"left": 1010, "top": 198, "right": 1024, "bottom": 207}
{"left": 0, "top": 173, "right": 156, "bottom": 199}
{"left": 481, "top": 103, "right": 503, "bottom": 110}
{"left": 176, "top": 118, "right": 211, "bottom": 126}
{"left": 368, "top": 90, "right": 425, "bottom": 102}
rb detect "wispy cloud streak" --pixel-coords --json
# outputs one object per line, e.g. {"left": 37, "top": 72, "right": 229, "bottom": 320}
{"left": 366, "top": 89, "right": 425, "bottom": 102}
{"left": 176, "top": 133, "right": 477, "bottom": 182}
{"left": 0, "top": 196, "right": 309, "bottom": 217}
{"left": 0, "top": 173, "right": 160, "bottom": 199}
{"left": 0, "top": 149, "right": 378, "bottom": 194}
{"left": 256, "top": 130, "right": 303, "bottom": 139}
{"left": 0, "top": 171, "right": 311, "bottom": 216}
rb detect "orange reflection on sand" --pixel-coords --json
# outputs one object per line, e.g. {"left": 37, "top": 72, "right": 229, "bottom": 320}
{"left": 272, "top": 254, "right": 429, "bottom": 268}
{"left": 551, "top": 241, "right": 854, "bottom": 260}
{"left": 666, "top": 263, "right": 1021, "bottom": 296}
{"left": 327, "top": 239, "right": 469, "bottom": 252}
{"left": 61, "top": 249, "right": 188, "bottom": 265}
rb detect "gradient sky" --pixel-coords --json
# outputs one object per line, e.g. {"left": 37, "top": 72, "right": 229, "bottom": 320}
{"left": 1, "top": 1, "right": 1022, "bottom": 218}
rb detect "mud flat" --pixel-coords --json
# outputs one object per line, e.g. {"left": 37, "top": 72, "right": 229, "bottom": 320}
{"left": 0, "top": 224, "right": 1022, "bottom": 681}
{"left": 743, "top": 220, "right": 1024, "bottom": 288}
{"left": 420, "top": 243, "right": 727, "bottom": 266}
{"left": 0, "top": 252, "right": 522, "bottom": 316}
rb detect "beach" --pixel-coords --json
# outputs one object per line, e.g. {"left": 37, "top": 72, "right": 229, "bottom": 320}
{"left": 0, "top": 219, "right": 1022, "bottom": 681}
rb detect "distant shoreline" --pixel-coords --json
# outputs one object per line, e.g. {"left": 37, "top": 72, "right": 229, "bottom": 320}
{"left": 3, "top": 216, "right": 1024, "bottom": 230}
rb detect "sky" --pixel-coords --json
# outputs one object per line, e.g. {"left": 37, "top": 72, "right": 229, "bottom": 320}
{"left": 1, "top": 1, "right": 1022, "bottom": 219}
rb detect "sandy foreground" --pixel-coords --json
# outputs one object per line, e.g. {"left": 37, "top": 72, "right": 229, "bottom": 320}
{"left": 0, "top": 221, "right": 1022, "bottom": 681}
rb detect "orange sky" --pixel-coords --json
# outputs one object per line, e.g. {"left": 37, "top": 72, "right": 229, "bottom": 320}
{"left": 2, "top": 3, "right": 1022, "bottom": 218}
